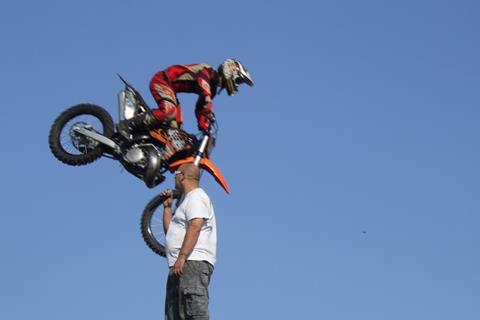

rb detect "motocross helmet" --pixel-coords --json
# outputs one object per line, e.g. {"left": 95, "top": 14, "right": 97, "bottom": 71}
{"left": 218, "top": 59, "right": 254, "bottom": 96}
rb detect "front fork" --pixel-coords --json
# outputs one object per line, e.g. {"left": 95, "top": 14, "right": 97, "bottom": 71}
{"left": 194, "top": 135, "right": 209, "bottom": 166}
{"left": 169, "top": 134, "right": 230, "bottom": 193}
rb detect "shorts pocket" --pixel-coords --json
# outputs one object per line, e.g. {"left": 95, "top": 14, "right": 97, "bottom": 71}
{"left": 184, "top": 286, "right": 209, "bottom": 318}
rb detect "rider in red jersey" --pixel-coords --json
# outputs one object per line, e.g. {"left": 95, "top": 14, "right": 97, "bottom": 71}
{"left": 117, "top": 59, "right": 253, "bottom": 139}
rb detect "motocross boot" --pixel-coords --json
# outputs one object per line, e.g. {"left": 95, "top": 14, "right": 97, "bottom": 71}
{"left": 117, "top": 112, "right": 159, "bottom": 140}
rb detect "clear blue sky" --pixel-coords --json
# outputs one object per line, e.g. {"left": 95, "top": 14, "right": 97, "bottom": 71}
{"left": 1, "top": 0, "right": 479, "bottom": 319}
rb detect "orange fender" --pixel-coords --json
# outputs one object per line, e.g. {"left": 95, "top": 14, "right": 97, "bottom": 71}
{"left": 169, "top": 157, "right": 230, "bottom": 194}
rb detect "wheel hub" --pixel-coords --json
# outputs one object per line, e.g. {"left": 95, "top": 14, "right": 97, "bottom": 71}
{"left": 70, "top": 122, "right": 100, "bottom": 152}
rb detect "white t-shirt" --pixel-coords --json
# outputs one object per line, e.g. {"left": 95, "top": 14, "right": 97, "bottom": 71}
{"left": 165, "top": 188, "right": 217, "bottom": 267}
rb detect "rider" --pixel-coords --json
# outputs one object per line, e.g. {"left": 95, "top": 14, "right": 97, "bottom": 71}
{"left": 117, "top": 59, "right": 254, "bottom": 139}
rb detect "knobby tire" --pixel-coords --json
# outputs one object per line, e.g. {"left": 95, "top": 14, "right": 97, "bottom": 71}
{"left": 141, "top": 194, "right": 168, "bottom": 257}
{"left": 48, "top": 104, "right": 114, "bottom": 166}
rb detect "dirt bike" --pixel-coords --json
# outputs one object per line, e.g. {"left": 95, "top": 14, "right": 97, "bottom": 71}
{"left": 48, "top": 75, "right": 230, "bottom": 193}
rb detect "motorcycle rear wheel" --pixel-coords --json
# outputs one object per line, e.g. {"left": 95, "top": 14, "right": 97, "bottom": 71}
{"left": 49, "top": 104, "right": 114, "bottom": 166}
{"left": 141, "top": 194, "right": 168, "bottom": 257}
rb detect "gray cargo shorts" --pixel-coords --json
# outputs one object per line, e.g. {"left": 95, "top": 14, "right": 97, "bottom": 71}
{"left": 165, "top": 260, "right": 214, "bottom": 320}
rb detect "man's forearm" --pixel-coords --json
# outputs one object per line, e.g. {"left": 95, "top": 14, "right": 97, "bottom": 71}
{"left": 178, "top": 219, "right": 203, "bottom": 257}
{"left": 163, "top": 207, "right": 173, "bottom": 234}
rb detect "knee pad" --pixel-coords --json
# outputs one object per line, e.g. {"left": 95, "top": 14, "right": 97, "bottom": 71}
{"left": 152, "top": 101, "right": 177, "bottom": 122}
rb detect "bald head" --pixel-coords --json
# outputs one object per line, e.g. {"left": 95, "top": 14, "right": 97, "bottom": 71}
{"left": 178, "top": 163, "right": 200, "bottom": 181}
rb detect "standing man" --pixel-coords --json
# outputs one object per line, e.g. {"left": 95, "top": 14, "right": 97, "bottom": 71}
{"left": 161, "top": 163, "right": 216, "bottom": 320}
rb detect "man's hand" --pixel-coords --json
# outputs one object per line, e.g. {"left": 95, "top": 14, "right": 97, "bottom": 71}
{"left": 198, "top": 112, "right": 216, "bottom": 133}
{"left": 173, "top": 254, "right": 187, "bottom": 276}
{"left": 160, "top": 189, "right": 173, "bottom": 208}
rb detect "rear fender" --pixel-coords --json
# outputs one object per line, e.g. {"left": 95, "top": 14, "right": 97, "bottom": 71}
{"left": 169, "top": 157, "right": 230, "bottom": 194}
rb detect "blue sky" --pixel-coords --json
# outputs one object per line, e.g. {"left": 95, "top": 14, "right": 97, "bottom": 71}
{"left": 1, "top": 0, "right": 479, "bottom": 319}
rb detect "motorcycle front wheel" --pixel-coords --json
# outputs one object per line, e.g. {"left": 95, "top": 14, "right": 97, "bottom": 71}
{"left": 49, "top": 103, "right": 114, "bottom": 166}
{"left": 141, "top": 193, "right": 168, "bottom": 257}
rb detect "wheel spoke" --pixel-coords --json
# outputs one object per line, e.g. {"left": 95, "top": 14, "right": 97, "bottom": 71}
{"left": 59, "top": 114, "right": 106, "bottom": 155}
{"left": 148, "top": 204, "right": 166, "bottom": 247}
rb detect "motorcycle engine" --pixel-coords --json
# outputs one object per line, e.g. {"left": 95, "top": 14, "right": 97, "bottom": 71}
{"left": 124, "top": 146, "right": 145, "bottom": 164}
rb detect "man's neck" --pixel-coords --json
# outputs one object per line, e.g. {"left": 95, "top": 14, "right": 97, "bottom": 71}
{"left": 183, "top": 184, "right": 199, "bottom": 194}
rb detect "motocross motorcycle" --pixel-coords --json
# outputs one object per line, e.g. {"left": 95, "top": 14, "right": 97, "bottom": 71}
{"left": 48, "top": 75, "right": 230, "bottom": 194}
{"left": 49, "top": 75, "right": 230, "bottom": 257}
